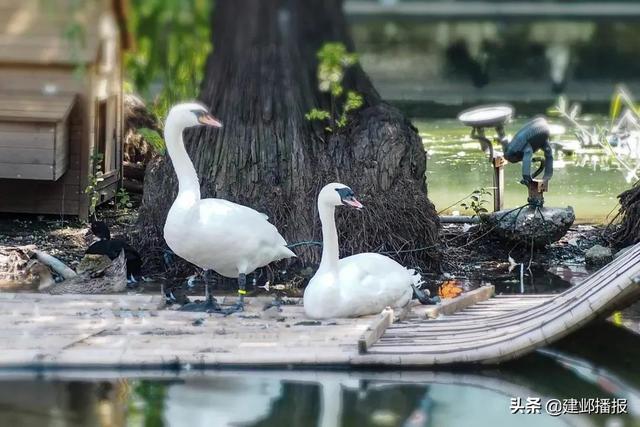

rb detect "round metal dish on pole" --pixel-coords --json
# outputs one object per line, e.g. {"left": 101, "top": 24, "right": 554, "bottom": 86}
{"left": 458, "top": 104, "right": 514, "bottom": 212}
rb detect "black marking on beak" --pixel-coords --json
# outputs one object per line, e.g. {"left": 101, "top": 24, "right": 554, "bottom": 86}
{"left": 193, "top": 110, "right": 223, "bottom": 128}
{"left": 335, "top": 187, "right": 364, "bottom": 209}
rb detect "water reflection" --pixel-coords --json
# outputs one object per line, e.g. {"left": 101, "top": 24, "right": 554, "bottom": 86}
{"left": 2, "top": 337, "right": 640, "bottom": 427}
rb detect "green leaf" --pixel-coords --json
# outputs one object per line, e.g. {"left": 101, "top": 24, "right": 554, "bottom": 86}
{"left": 610, "top": 91, "right": 622, "bottom": 122}
{"left": 344, "top": 91, "right": 363, "bottom": 112}
{"left": 138, "top": 127, "right": 166, "bottom": 154}
{"left": 305, "top": 109, "right": 331, "bottom": 122}
{"left": 308, "top": 42, "right": 361, "bottom": 132}
{"left": 558, "top": 96, "right": 566, "bottom": 112}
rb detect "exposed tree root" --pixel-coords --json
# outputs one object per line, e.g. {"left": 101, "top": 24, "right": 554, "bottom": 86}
{"left": 610, "top": 181, "right": 640, "bottom": 247}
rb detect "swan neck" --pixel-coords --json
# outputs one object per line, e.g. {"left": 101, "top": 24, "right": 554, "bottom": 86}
{"left": 318, "top": 202, "right": 339, "bottom": 273}
{"left": 164, "top": 119, "right": 200, "bottom": 200}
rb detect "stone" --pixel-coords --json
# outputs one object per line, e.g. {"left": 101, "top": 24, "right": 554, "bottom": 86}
{"left": 585, "top": 245, "right": 613, "bottom": 266}
{"left": 481, "top": 206, "right": 575, "bottom": 246}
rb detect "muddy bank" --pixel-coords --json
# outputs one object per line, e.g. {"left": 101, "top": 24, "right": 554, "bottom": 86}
{"left": 0, "top": 201, "right": 618, "bottom": 301}
{"left": 431, "top": 222, "right": 611, "bottom": 296}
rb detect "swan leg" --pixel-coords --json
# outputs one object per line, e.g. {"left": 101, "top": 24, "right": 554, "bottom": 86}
{"left": 222, "top": 273, "right": 246, "bottom": 315}
{"left": 162, "top": 283, "right": 177, "bottom": 305}
{"left": 179, "top": 270, "right": 222, "bottom": 313}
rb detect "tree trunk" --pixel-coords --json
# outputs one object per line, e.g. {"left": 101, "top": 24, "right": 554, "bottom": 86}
{"left": 137, "top": 0, "right": 440, "bottom": 275}
{"left": 610, "top": 182, "right": 640, "bottom": 247}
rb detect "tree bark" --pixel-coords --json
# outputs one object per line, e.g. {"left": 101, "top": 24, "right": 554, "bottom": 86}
{"left": 610, "top": 182, "right": 640, "bottom": 247}
{"left": 137, "top": 0, "right": 440, "bottom": 274}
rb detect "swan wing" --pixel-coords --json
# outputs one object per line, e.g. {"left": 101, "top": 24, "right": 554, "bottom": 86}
{"left": 336, "top": 253, "right": 419, "bottom": 315}
{"left": 197, "top": 199, "right": 288, "bottom": 246}
{"left": 165, "top": 198, "right": 293, "bottom": 276}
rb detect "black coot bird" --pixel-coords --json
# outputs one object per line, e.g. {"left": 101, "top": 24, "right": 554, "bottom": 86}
{"left": 86, "top": 221, "right": 143, "bottom": 283}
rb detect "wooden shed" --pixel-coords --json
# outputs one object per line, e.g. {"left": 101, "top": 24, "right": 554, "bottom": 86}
{"left": 0, "top": 0, "right": 130, "bottom": 220}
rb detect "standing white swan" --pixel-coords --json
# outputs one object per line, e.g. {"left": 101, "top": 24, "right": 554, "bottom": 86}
{"left": 163, "top": 103, "right": 295, "bottom": 312}
{"left": 303, "top": 183, "right": 423, "bottom": 319}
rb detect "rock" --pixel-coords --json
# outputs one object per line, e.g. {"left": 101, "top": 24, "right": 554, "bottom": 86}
{"left": 614, "top": 245, "right": 633, "bottom": 259}
{"left": 481, "top": 206, "right": 575, "bottom": 247}
{"left": 585, "top": 245, "right": 613, "bottom": 266}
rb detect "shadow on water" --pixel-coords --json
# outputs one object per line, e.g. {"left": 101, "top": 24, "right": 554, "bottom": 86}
{"left": 1, "top": 321, "right": 639, "bottom": 427}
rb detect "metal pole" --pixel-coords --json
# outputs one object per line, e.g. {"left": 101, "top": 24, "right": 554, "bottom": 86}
{"left": 493, "top": 156, "right": 505, "bottom": 212}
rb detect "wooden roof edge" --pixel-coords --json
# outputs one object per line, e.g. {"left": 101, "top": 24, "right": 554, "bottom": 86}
{"left": 58, "top": 93, "right": 77, "bottom": 122}
{"left": 0, "top": 94, "right": 77, "bottom": 123}
{"left": 0, "top": 60, "right": 78, "bottom": 69}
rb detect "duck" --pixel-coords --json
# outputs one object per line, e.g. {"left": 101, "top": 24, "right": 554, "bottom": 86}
{"left": 303, "top": 183, "right": 424, "bottom": 319}
{"left": 27, "top": 251, "right": 127, "bottom": 294}
{"left": 162, "top": 103, "right": 296, "bottom": 313}
{"left": 86, "top": 221, "right": 143, "bottom": 283}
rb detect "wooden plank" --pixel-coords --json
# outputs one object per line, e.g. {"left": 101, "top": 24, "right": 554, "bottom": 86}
{"left": 0, "top": 147, "right": 53, "bottom": 164}
{"left": 53, "top": 121, "right": 69, "bottom": 179}
{"left": 0, "top": 180, "right": 80, "bottom": 198}
{"left": 0, "top": 162, "right": 53, "bottom": 180}
{"left": 439, "top": 285, "right": 495, "bottom": 316}
{"left": 0, "top": 68, "right": 83, "bottom": 94}
{"left": 0, "top": 245, "right": 638, "bottom": 369}
{"left": 0, "top": 94, "right": 75, "bottom": 122}
{"left": 0, "top": 40, "right": 99, "bottom": 66}
{"left": 412, "top": 285, "right": 495, "bottom": 319}
{"left": 0, "top": 197, "right": 79, "bottom": 215}
{"left": 0, "top": 124, "right": 55, "bottom": 149}
{"left": 358, "top": 308, "right": 393, "bottom": 354}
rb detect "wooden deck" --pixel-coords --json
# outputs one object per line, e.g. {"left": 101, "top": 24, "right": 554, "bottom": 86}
{"left": 0, "top": 242, "right": 639, "bottom": 369}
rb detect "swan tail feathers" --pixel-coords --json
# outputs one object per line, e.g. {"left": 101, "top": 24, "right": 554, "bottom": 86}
{"left": 280, "top": 246, "right": 297, "bottom": 259}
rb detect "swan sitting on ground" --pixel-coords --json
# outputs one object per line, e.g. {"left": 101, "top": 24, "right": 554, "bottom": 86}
{"left": 303, "top": 183, "right": 423, "bottom": 319}
{"left": 163, "top": 103, "right": 295, "bottom": 313}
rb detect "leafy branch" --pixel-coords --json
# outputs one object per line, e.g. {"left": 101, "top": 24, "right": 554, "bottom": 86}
{"left": 85, "top": 153, "right": 105, "bottom": 217}
{"left": 138, "top": 127, "right": 166, "bottom": 155}
{"left": 115, "top": 188, "right": 132, "bottom": 211}
{"left": 460, "top": 188, "right": 491, "bottom": 217}
{"left": 305, "top": 42, "right": 364, "bottom": 132}
{"left": 549, "top": 87, "right": 640, "bottom": 183}
{"left": 125, "top": 0, "right": 212, "bottom": 119}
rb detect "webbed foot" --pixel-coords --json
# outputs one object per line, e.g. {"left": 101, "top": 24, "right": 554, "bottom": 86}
{"left": 163, "top": 286, "right": 178, "bottom": 305}
{"left": 221, "top": 301, "right": 245, "bottom": 316}
{"left": 263, "top": 295, "right": 283, "bottom": 312}
{"left": 412, "top": 285, "right": 432, "bottom": 305}
{"left": 179, "top": 297, "right": 222, "bottom": 313}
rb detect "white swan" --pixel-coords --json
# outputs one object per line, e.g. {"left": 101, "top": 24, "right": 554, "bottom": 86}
{"left": 163, "top": 103, "right": 295, "bottom": 312}
{"left": 303, "top": 183, "right": 423, "bottom": 319}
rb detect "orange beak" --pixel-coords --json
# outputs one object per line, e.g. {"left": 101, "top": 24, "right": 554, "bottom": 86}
{"left": 199, "top": 113, "right": 223, "bottom": 128}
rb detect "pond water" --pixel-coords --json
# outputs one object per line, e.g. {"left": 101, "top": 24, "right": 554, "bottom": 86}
{"left": 416, "top": 117, "right": 630, "bottom": 223}
{"left": 1, "top": 321, "right": 639, "bottom": 427}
